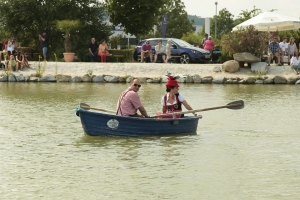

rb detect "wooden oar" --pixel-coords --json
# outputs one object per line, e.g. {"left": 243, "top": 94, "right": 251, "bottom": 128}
{"left": 151, "top": 100, "right": 244, "bottom": 118}
{"left": 80, "top": 103, "right": 116, "bottom": 113}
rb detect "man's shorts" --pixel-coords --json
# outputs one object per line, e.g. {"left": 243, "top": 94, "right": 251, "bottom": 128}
{"left": 269, "top": 52, "right": 279, "bottom": 58}
{"left": 294, "top": 65, "right": 299, "bottom": 69}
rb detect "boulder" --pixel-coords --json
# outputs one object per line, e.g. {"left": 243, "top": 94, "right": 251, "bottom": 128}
{"left": 8, "top": 74, "right": 16, "bottom": 82}
{"left": 104, "top": 75, "right": 119, "bottom": 83}
{"left": 264, "top": 78, "right": 274, "bottom": 84}
{"left": 245, "top": 77, "right": 256, "bottom": 84}
{"left": 213, "top": 66, "right": 222, "bottom": 72}
{"left": 15, "top": 74, "right": 26, "bottom": 82}
{"left": 212, "top": 77, "right": 225, "bottom": 84}
{"left": 39, "top": 74, "right": 56, "bottom": 82}
{"left": 222, "top": 60, "right": 239, "bottom": 73}
{"left": 251, "top": 62, "right": 268, "bottom": 72}
{"left": 70, "top": 76, "right": 82, "bottom": 83}
{"left": 186, "top": 75, "right": 194, "bottom": 83}
{"left": 82, "top": 74, "right": 92, "bottom": 82}
{"left": 147, "top": 77, "right": 161, "bottom": 83}
{"left": 201, "top": 76, "right": 213, "bottom": 83}
{"left": 193, "top": 74, "right": 201, "bottom": 83}
{"left": 274, "top": 75, "right": 287, "bottom": 84}
{"left": 0, "top": 76, "right": 7, "bottom": 82}
{"left": 233, "top": 52, "right": 261, "bottom": 63}
{"left": 56, "top": 74, "right": 72, "bottom": 82}
{"left": 92, "top": 75, "right": 104, "bottom": 83}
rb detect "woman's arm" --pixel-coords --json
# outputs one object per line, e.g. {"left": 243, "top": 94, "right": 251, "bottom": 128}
{"left": 182, "top": 100, "right": 197, "bottom": 116}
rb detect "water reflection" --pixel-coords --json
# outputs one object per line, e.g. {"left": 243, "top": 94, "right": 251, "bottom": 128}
{"left": 1, "top": 82, "right": 300, "bottom": 199}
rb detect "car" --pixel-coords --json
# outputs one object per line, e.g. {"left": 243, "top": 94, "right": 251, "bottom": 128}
{"left": 133, "top": 38, "right": 211, "bottom": 64}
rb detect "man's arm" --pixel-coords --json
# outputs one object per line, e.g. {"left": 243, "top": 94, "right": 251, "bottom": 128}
{"left": 88, "top": 47, "right": 93, "bottom": 55}
{"left": 138, "top": 106, "right": 150, "bottom": 118}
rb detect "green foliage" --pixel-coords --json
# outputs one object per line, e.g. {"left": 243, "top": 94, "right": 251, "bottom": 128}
{"left": 156, "top": 0, "right": 195, "bottom": 39}
{"left": 1, "top": 69, "right": 12, "bottom": 78}
{"left": 221, "top": 26, "right": 269, "bottom": 57}
{"left": 87, "top": 69, "right": 93, "bottom": 76}
{"left": 253, "top": 70, "right": 268, "bottom": 80}
{"left": 34, "top": 56, "right": 46, "bottom": 78}
{"left": 277, "top": 30, "right": 300, "bottom": 47}
{"left": 210, "top": 8, "right": 234, "bottom": 39}
{"left": 0, "top": 0, "right": 112, "bottom": 61}
{"left": 233, "top": 6, "right": 262, "bottom": 26}
{"left": 104, "top": 0, "right": 164, "bottom": 36}
{"left": 54, "top": 53, "right": 58, "bottom": 76}
{"left": 56, "top": 20, "right": 81, "bottom": 52}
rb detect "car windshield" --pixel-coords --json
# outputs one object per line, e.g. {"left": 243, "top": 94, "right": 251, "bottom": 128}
{"left": 172, "top": 39, "right": 192, "bottom": 47}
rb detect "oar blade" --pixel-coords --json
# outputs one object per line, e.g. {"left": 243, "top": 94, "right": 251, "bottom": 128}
{"left": 80, "top": 102, "right": 90, "bottom": 110}
{"left": 226, "top": 100, "right": 244, "bottom": 110}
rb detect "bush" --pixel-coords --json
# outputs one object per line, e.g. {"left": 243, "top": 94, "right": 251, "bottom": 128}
{"left": 221, "top": 26, "right": 269, "bottom": 57}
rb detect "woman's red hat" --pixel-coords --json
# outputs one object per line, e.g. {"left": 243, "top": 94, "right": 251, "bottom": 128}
{"left": 166, "top": 75, "right": 179, "bottom": 89}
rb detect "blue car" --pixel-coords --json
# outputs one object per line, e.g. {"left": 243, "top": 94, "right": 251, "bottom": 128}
{"left": 133, "top": 38, "right": 211, "bottom": 64}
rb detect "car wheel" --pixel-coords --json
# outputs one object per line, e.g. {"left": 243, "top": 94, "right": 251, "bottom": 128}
{"left": 180, "top": 53, "right": 190, "bottom": 64}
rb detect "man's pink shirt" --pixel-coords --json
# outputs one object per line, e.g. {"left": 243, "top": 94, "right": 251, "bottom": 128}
{"left": 117, "top": 88, "right": 142, "bottom": 116}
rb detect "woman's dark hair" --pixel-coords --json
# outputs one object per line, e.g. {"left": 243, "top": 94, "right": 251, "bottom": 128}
{"left": 100, "top": 39, "right": 106, "bottom": 43}
{"left": 166, "top": 86, "right": 175, "bottom": 92}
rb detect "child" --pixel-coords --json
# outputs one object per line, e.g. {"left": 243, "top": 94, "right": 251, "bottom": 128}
{"left": 8, "top": 55, "right": 17, "bottom": 71}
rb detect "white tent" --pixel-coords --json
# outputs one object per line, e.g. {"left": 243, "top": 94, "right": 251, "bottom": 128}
{"left": 232, "top": 12, "right": 300, "bottom": 32}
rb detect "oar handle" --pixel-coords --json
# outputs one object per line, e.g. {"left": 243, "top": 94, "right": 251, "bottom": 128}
{"left": 81, "top": 105, "right": 115, "bottom": 113}
{"left": 152, "top": 101, "right": 244, "bottom": 118}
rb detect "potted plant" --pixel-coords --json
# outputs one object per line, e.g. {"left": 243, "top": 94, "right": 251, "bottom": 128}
{"left": 56, "top": 20, "right": 81, "bottom": 62}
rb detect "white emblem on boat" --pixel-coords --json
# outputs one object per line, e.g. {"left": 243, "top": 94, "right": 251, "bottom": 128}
{"left": 107, "top": 119, "right": 119, "bottom": 129}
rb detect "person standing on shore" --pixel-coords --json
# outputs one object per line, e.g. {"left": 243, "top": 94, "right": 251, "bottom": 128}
{"left": 166, "top": 39, "right": 172, "bottom": 63}
{"left": 116, "top": 78, "right": 150, "bottom": 118}
{"left": 38, "top": 31, "right": 49, "bottom": 61}
{"left": 98, "top": 39, "right": 109, "bottom": 62}
{"left": 203, "top": 36, "right": 215, "bottom": 54}
{"left": 201, "top": 33, "right": 208, "bottom": 47}
{"left": 88, "top": 38, "right": 98, "bottom": 62}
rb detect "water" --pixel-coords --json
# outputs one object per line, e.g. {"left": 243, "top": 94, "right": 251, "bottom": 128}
{"left": 0, "top": 83, "right": 299, "bottom": 199}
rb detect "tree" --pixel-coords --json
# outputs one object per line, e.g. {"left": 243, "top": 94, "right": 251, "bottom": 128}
{"left": 233, "top": 6, "right": 262, "bottom": 26}
{"left": 0, "top": 0, "right": 112, "bottom": 61}
{"left": 156, "top": 0, "right": 195, "bottom": 38}
{"left": 210, "top": 8, "right": 234, "bottom": 39}
{"left": 237, "top": 6, "right": 262, "bottom": 22}
{"left": 104, "top": 0, "right": 164, "bottom": 36}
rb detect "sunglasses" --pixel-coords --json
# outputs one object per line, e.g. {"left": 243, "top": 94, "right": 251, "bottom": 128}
{"left": 133, "top": 84, "right": 141, "bottom": 88}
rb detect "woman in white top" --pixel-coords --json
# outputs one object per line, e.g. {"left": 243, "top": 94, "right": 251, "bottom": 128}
{"left": 6, "top": 39, "right": 15, "bottom": 54}
{"left": 158, "top": 74, "right": 197, "bottom": 118}
{"left": 290, "top": 50, "right": 300, "bottom": 75}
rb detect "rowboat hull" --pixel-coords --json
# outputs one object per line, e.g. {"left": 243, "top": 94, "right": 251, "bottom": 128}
{"left": 78, "top": 109, "right": 201, "bottom": 137}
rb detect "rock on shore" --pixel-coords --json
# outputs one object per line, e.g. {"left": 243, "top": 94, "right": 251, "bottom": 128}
{"left": 1, "top": 61, "right": 300, "bottom": 84}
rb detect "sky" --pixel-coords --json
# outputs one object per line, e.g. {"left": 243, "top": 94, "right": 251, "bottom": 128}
{"left": 181, "top": 0, "right": 300, "bottom": 19}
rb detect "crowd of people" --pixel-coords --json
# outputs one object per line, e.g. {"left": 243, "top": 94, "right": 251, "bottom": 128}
{"left": 266, "top": 35, "right": 300, "bottom": 74}
{"left": 0, "top": 36, "right": 31, "bottom": 71}
{"left": 0, "top": 31, "right": 49, "bottom": 71}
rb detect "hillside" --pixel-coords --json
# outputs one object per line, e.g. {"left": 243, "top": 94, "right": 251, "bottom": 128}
{"left": 188, "top": 15, "right": 205, "bottom": 26}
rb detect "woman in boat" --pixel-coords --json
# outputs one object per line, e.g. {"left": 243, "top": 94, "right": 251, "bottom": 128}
{"left": 159, "top": 74, "right": 197, "bottom": 118}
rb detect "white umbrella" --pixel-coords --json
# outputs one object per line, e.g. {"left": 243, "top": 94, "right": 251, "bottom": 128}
{"left": 232, "top": 12, "right": 300, "bottom": 32}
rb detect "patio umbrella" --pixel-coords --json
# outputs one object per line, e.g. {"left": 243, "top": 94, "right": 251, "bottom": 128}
{"left": 232, "top": 12, "right": 300, "bottom": 32}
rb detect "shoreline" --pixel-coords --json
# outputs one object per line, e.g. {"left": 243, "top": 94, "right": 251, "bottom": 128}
{"left": 1, "top": 62, "right": 300, "bottom": 84}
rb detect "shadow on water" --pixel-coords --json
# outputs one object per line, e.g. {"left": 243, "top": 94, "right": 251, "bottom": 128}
{"left": 75, "top": 132, "right": 198, "bottom": 148}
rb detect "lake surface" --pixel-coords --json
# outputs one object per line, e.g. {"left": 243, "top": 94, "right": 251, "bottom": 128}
{"left": 0, "top": 82, "right": 299, "bottom": 199}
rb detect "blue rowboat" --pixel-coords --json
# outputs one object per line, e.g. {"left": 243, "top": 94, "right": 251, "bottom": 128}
{"left": 78, "top": 109, "right": 201, "bottom": 137}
